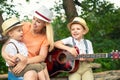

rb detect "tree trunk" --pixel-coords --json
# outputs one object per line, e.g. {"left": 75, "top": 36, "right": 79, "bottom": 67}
{"left": 62, "top": 0, "right": 78, "bottom": 22}
{"left": 0, "top": 13, "right": 7, "bottom": 43}
{"left": 0, "top": 13, "right": 4, "bottom": 33}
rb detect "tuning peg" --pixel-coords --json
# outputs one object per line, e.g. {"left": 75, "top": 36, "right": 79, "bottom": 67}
{"left": 115, "top": 50, "right": 118, "bottom": 52}
{"left": 112, "top": 50, "right": 115, "bottom": 52}
{"left": 112, "top": 50, "right": 119, "bottom": 59}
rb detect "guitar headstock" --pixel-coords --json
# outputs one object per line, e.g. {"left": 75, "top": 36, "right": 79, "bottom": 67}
{"left": 110, "top": 50, "right": 120, "bottom": 59}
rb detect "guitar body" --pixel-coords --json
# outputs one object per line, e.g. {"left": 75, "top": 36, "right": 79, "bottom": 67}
{"left": 45, "top": 48, "right": 79, "bottom": 77}
{"left": 46, "top": 48, "right": 120, "bottom": 77}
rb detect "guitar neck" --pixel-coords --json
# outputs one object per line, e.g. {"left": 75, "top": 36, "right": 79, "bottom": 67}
{"left": 75, "top": 53, "right": 112, "bottom": 59}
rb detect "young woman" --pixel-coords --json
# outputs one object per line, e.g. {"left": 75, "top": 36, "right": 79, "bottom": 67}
{"left": 54, "top": 17, "right": 94, "bottom": 80}
{"left": 2, "top": 5, "right": 54, "bottom": 80}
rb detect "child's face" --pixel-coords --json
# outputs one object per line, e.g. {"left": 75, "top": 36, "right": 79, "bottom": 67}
{"left": 70, "top": 23, "right": 86, "bottom": 41}
{"left": 8, "top": 26, "right": 23, "bottom": 41}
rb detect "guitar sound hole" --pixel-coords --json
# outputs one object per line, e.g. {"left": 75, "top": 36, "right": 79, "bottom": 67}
{"left": 58, "top": 53, "right": 67, "bottom": 64}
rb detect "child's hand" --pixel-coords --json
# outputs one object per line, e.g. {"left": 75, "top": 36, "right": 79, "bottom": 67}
{"left": 79, "top": 58, "right": 86, "bottom": 61}
{"left": 12, "top": 55, "right": 20, "bottom": 61}
{"left": 12, "top": 60, "right": 27, "bottom": 74}
{"left": 79, "top": 54, "right": 94, "bottom": 62}
{"left": 6, "top": 55, "right": 16, "bottom": 66}
{"left": 12, "top": 55, "right": 27, "bottom": 74}
{"left": 79, "top": 54, "right": 87, "bottom": 61}
{"left": 67, "top": 47, "right": 78, "bottom": 57}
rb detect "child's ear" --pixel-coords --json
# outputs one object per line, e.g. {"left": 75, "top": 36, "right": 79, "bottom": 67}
{"left": 83, "top": 30, "right": 87, "bottom": 35}
{"left": 8, "top": 31, "right": 13, "bottom": 36}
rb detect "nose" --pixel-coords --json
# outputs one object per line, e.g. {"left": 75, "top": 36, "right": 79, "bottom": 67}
{"left": 20, "top": 31, "right": 23, "bottom": 34}
{"left": 33, "top": 20, "right": 37, "bottom": 26}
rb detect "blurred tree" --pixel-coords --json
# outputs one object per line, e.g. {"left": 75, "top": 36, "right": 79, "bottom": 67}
{"left": 62, "top": 0, "right": 78, "bottom": 22}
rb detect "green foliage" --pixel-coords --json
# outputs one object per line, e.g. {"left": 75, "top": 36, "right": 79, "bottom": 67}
{"left": 0, "top": 43, "right": 8, "bottom": 74}
{"left": 0, "top": 0, "right": 19, "bottom": 19}
{"left": 52, "top": 16, "right": 70, "bottom": 41}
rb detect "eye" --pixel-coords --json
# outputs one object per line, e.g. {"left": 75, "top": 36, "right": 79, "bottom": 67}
{"left": 33, "top": 17, "right": 36, "bottom": 20}
{"left": 77, "top": 28, "right": 80, "bottom": 30}
{"left": 37, "top": 20, "right": 41, "bottom": 23}
{"left": 71, "top": 28, "right": 74, "bottom": 31}
{"left": 17, "top": 28, "right": 22, "bottom": 32}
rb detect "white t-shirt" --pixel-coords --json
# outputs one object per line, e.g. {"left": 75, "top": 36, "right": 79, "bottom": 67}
{"left": 5, "top": 39, "right": 28, "bottom": 66}
{"left": 61, "top": 37, "right": 94, "bottom": 54}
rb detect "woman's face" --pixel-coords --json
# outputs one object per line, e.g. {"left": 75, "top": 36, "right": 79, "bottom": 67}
{"left": 70, "top": 23, "right": 86, "bottom": 41}
{"left": 32, "top": 16, "right": 46, "bottom": 33}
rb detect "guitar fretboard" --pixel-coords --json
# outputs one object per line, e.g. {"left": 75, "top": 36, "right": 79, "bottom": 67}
{"left": 77, "top": 53, "right": 109, "bottom": 58}
{"left": 68, "top": 53, "right": 115, "bottom": 60}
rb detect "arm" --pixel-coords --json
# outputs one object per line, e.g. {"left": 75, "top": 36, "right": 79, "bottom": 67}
{"left": 27, "top": 46, "right": 48, "bottom": 64}
{"left": 54, "top": 40, "right": 78, "bottom": 57}
{"left": 2, "top": 43, "right": 16, "bottom": 66}
{"left": 14, "top": 54, "right": 27, "bottom": 63}
{"left": 13, "top": 46, "right": 48, "bottom": 73}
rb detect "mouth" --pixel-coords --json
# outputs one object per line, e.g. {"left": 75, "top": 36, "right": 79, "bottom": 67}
{"left": 20, "top": 35, "right": 23, "bottom": 38}
{"left": 33, "top": 25, "right": 37, "bottom": 28}
{"left": 73, "top": 33, "right": 78, "bottom": 36}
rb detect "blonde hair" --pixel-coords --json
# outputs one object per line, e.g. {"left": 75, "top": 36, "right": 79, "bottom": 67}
{"left": 46, "top": 23, "right": 54, "bottom": 52}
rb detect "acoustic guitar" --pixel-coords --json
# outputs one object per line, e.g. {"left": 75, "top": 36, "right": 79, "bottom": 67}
{"left": 45, "top": 48, "right": 120, "bottom": 77}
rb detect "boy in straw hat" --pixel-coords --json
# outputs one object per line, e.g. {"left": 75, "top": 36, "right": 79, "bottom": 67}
{"left": 55, "top": 17, "right": 94, "bottom": 80}
{"left": 2, "top": 17, "right": 46, "bottom": 78}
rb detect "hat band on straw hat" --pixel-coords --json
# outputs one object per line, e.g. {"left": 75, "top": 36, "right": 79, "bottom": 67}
{"left": 35, "top": 11, "right": 51, "bottom": 22}
{"left": 5, "top": 21, "right": 21, "bottom": 31}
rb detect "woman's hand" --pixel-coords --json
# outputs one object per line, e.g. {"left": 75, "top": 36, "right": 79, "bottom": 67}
{"left": 12, "top": 55, "right": 27, "bottom": 74}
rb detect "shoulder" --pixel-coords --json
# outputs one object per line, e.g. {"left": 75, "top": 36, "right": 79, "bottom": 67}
{"left": 61, "top": 36, "right": 73, "bottom": 45}
{"left": 61, "top": 36, "right": 72, "bottom": 41}
{"left": 5, "top": 41, "right": 16, "bottom": 50}
{"left": 84, "top": 39, "right": 92, "bottom": 43}
{"left": 5, "top": 41, "right": 18, "bottom": 55}
{"left": 83, "top": 39, "right": 93, "bottom": 46}
{"left": 6, "top": 39, "right": 16, "bottom": 47}
{"left": 22, "top": 22, "right": 31, "bottom": 27}
{"left": 61, "top": 36, "right": 72, "bottom": 42}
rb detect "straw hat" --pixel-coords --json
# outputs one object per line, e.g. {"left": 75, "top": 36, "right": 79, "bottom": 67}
{"left": 34, "top": 5, "right": 53, "bottom": 23}
{"left": 67, "top": 17, "right": 89, "bottom": 34}
{"left": 2, "top": 17, "right": 22, "bottom": 36}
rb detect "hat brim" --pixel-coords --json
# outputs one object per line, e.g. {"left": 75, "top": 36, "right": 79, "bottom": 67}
{"left": 2, "top": 23, "right": 23, "bottom": 36}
